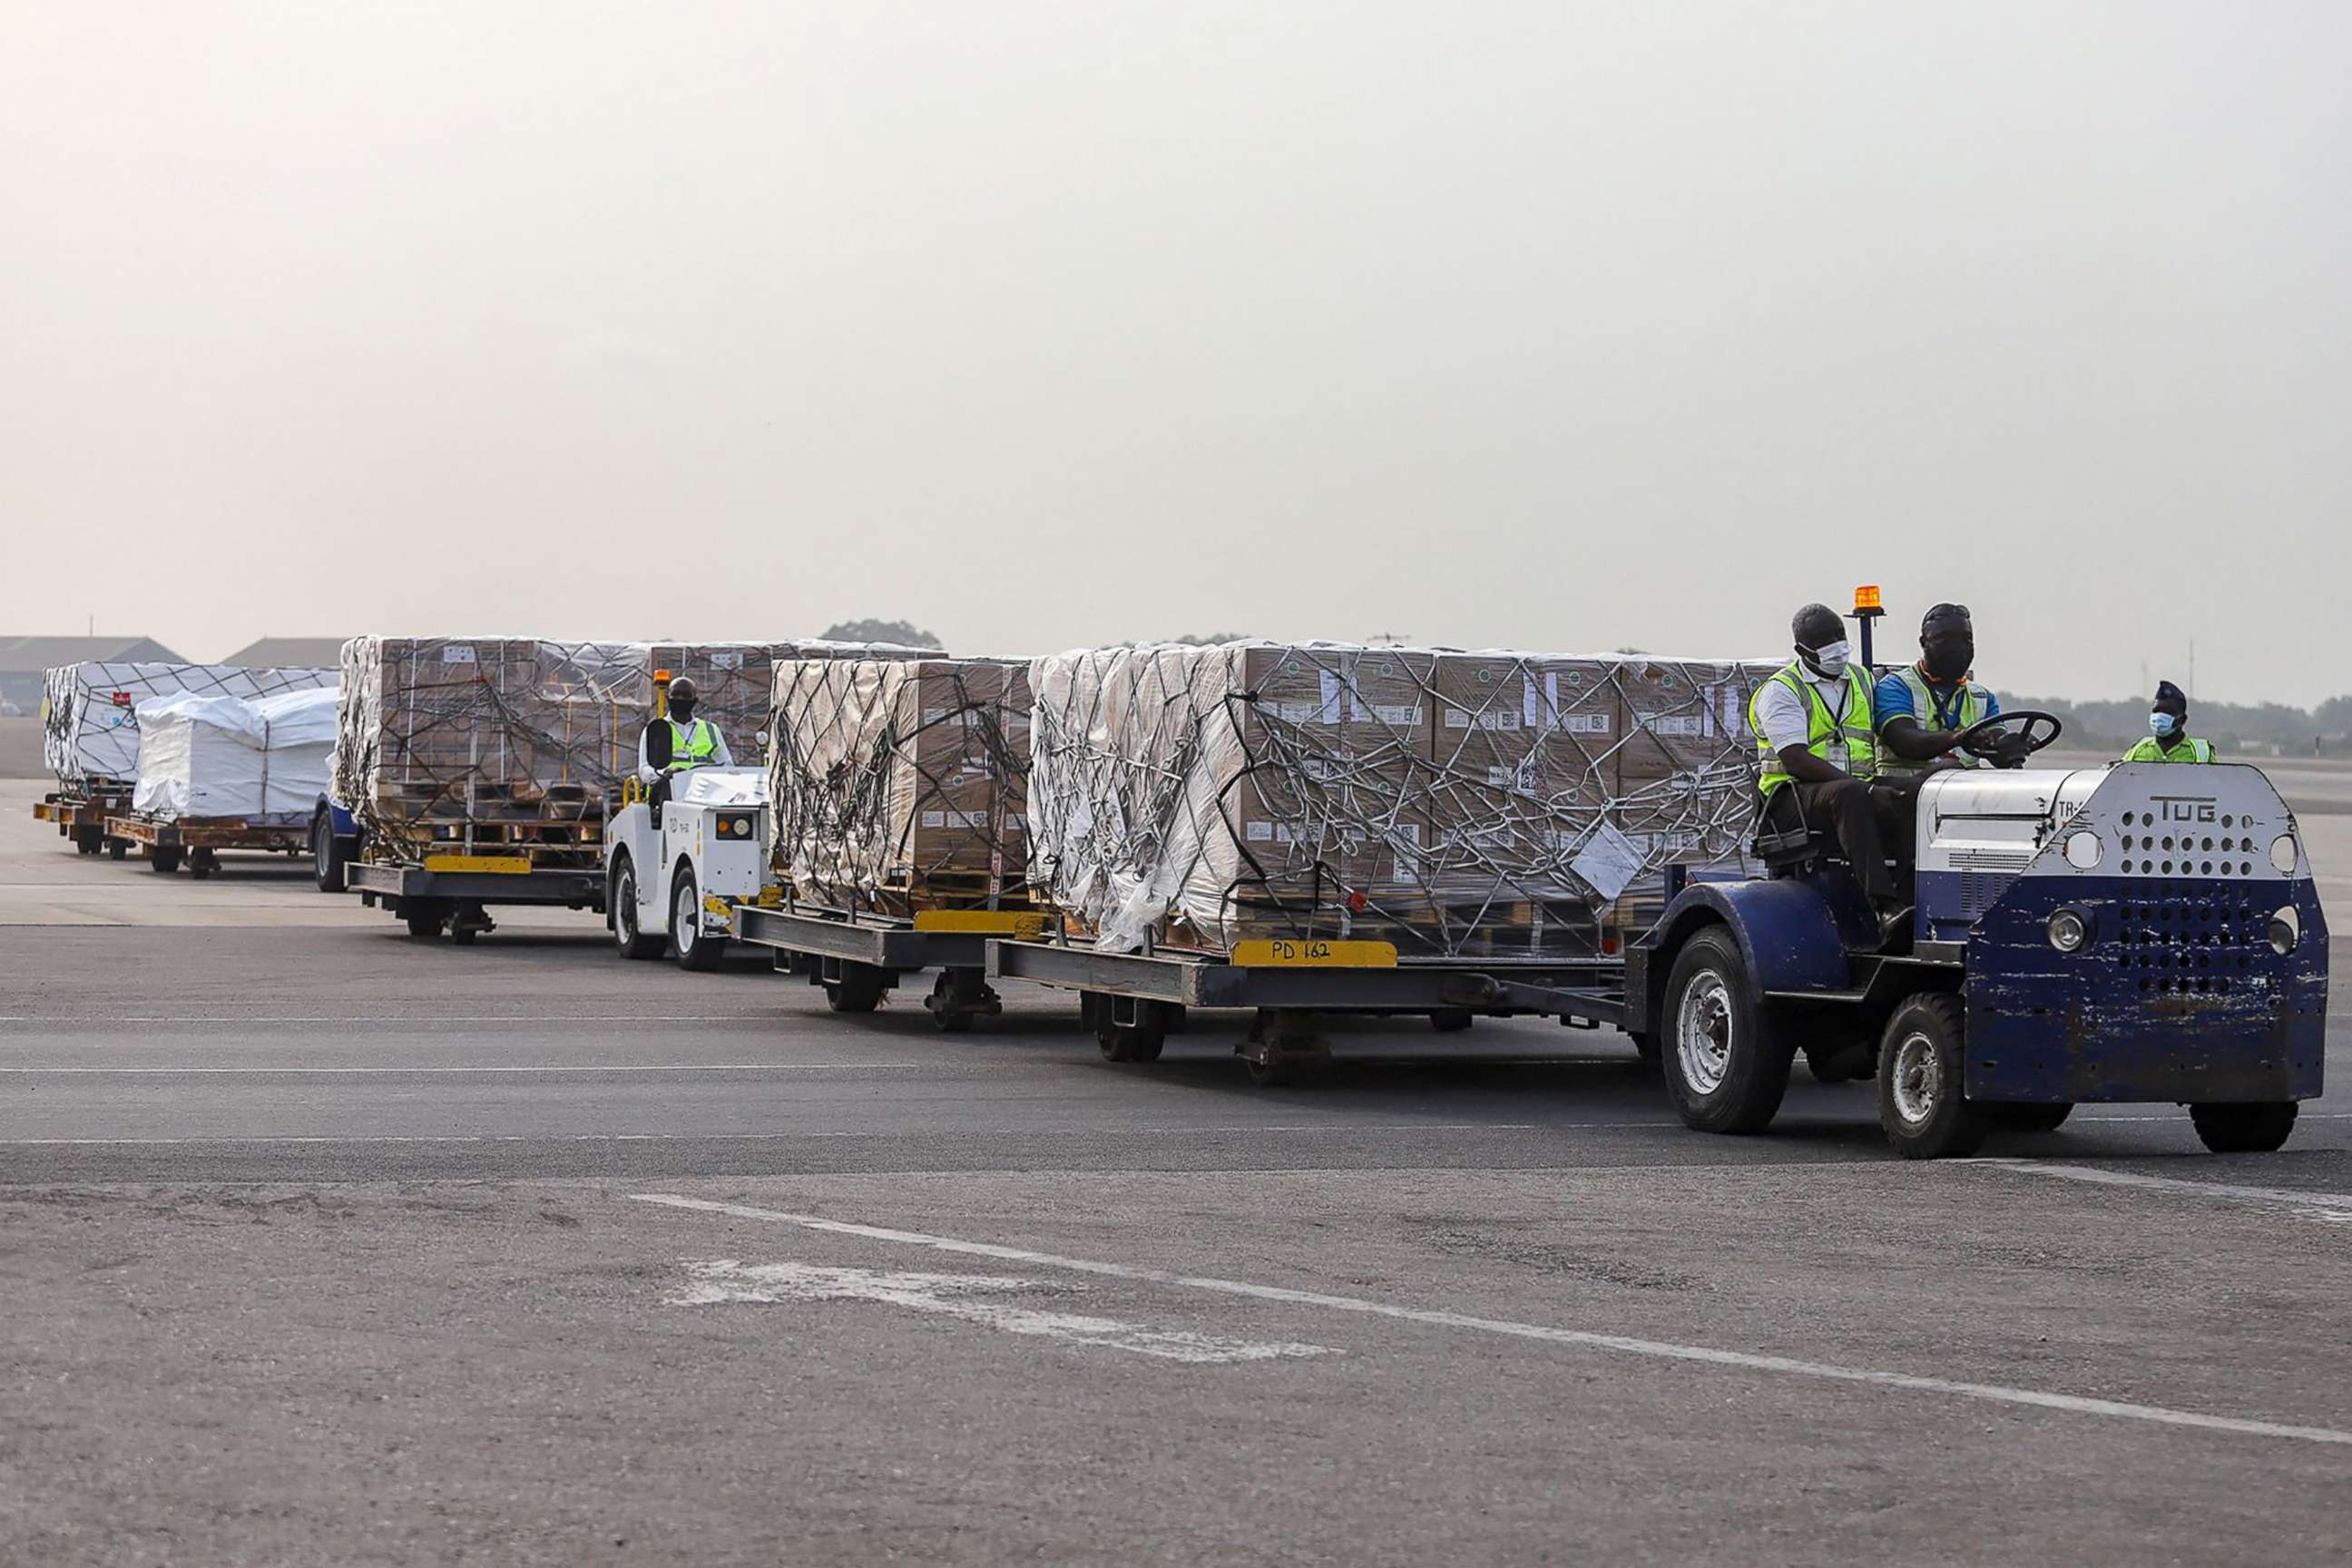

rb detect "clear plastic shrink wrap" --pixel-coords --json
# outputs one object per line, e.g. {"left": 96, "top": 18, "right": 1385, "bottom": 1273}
{"left": 1022, "top": 642, "right": 1778, "bottom": 956}
{"left": 767, "top": 658, "right": 1031, "bottom": 913}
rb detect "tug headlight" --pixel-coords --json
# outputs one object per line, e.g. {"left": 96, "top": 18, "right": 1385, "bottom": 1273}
{"left": 2269, "top": 907, "right": 2299, "bottom": 956}
{"left": 2047, "top": 908, "right": 2088, "bottom": 954}
{"left": 2063, "top": 830, "right": 2102, "bottom": 870}
{"left": 2270, "top": 834, "right": 2299, "bottom": 876}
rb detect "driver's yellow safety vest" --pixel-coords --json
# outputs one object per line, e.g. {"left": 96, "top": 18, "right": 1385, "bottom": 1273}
{"left": 666, "top": 718, "right": 720, "bottom": 769}
{"left": 1750, "top": 662, "right": 1877, "bottom": 800}
{"left": 2121, "top": 735, "right": 2214, "bottom": 764}
{"left": 1875, "top": 667, "right": 1994, "bottom": 777}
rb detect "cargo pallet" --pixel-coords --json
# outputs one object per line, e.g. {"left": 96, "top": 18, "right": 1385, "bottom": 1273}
{"left": 731, "top": 902, "right": 1054, "bottom": 1031}
{"left": 985, "top": 935, "right": 1630, "bottom": 1084}
{"left": 349, "top": 854, "right": 607, "bottom": 943}
{"left": 34, "top": 789, "right": 135, "bottom": 858}
{"left": 104, "top": 813, "right": 309, "bottom": 877}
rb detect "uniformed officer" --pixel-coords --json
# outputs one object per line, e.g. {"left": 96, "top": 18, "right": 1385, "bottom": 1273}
{"left": 2121, "top": 681, "right": 2214, "bottom": 764}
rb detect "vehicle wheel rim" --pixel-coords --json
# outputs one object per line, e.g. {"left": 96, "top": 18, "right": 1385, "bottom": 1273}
{"left": 616, "top": 870, "right": 637, "bottom": 945}
{"left": 1675, "top": 970, "right": 1734, "bottom": 1096}
{"left": 674, "top": 881, "right": 696, "bottom": 954}
{"left": 1890, "top": 1032, "right": 1939, "bottom": 1126}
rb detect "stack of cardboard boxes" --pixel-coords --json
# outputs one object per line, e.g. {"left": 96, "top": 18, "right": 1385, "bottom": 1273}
{"left": 767, "top": 657, "right": 1032, "bottom": 913}
{"left": 335, "top": 637, "right": 909, "bottom": 861}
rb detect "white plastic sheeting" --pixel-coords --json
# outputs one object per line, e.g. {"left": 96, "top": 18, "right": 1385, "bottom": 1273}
{"left": 131, "top": 686, "right": 339, "bottom": 823}
{"left": 44, "top": 662, "right": 337, "bottom": 789}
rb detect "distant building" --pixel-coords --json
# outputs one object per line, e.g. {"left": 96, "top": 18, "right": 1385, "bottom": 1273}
{"left": 220, "top": 637, "right": 349, "bottom": 671}
{"left": 0, "top": 635, "right": 183, "bottom": 712}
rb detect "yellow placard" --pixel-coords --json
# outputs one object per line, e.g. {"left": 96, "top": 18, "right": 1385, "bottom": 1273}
{"left": 911, "top": 909, "right": 1053, "bottom": 937}
{"left": 422, "top": 855, "right": 533, "bottom": 875}
{"left": 702, "top": 895, "right": 733, "bottom": 917}
{"left": 1229, "top": 938, "right": 1398, "bottom": 968}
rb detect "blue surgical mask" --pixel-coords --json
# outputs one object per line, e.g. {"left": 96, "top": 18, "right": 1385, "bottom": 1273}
{"left": 2150, "top": 711, "right": 2179, "bottom": 738}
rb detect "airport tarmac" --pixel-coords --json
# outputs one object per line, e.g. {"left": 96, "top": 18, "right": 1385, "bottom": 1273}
{"left": 4, "top": 769, "right": 2348, "bottom": 1564}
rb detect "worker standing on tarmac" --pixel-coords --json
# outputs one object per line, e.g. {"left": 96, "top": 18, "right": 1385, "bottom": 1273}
{"left": 637, "top": 675, "right": 733, "bottom": 824}
{"left": 2121, "top": 681, "right": 2214, "bottom": 763}
{"left": 1874, "top": 603, "right": 2030, "bottom": 773}
{"left": 1749, "top": 603, "right": 1909, "bottom": 929}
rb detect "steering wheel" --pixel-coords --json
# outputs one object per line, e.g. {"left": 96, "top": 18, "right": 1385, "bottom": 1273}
{"left": 1953, "top": 710, "right": 2063, "bottom": 769}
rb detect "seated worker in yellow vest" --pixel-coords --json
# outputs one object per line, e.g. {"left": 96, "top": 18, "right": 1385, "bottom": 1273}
{"left": 1749, "top": 603, "right": 1909, "bottom": 919}
{"left": 636, "top": 675, "right": 733, "bottom": 825}
{"left": 1873, "top": 603, "right": 2031, "bottom": 775}
{"left": 2122, "top": 681, "right": 2213, "bottom": 763}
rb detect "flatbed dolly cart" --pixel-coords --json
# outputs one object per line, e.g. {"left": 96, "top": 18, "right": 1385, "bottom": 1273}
{"left": 104, "top": 812, "right": 309, "bottom": 877}
{"left": 348, "top": 854, "right": 606, "bottom": 943}
{"left": 734, "top": 899, "right": 1055, "bottom": 1031}
{"left": 986, "top": 934, "right": 1632, "bottom": 1084}
{"left": 34, "top": 788, "right": 135, "bottom": 858}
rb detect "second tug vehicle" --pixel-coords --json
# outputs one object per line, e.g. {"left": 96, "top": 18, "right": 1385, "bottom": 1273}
{"left": 605, "top": 769, "right": 769, "bottom": 970}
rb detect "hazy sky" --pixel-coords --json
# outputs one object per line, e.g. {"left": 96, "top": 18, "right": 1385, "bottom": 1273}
{"left": 5, "top": 3, "right": 2346, "bottom": 703}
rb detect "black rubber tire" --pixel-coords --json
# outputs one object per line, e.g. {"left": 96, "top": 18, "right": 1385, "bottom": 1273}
{"left": 1659, "top": 927, "right": 1793, "bottom": 1134}
{"left": 2189, "top": 1102, "right": 2298, "bottom": 1154}
{"left": 1430, "top": 1010, "right": 1475, "bottom": 1034}
{"left": 74, "top": 827, "right": 102, "bottom": 856}
{"left": 610, "top": 856, "right": 665, "bottom": 960}
{"left": 826, "top": 964, "right": 887, "bottom": 1014}
{"left": 671, "top": 867, "right": 726, "bottom": 972}
{"left": 107, "top": 839, "right": 127, "bottom": 860}
{"left": 405, "top": 908, "right": 445, "bottom": 940}
{"left": 1877, "top": 993, "right": 1988, "bottom": 1159}
{"left": 449, "top": 926, "right": 478, "bottom": 946}
{"left": 1097, "top": 1001, "right": 1169, "bottom": 1063}
{"left": 1984, "top": 1102, "right": 2073, "bottom": 1134}
{"left": 313, "top": 812, "right": 347, "bottom": 893}
{"left": 187, "top": 856, "right": 213, "bottom": 881}
{"left": 150, "top": 846, "right": 181, "bottom": 875}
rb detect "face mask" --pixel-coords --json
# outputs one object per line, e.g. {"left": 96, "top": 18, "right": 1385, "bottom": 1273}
{"left": 671, "top": 701, "right": 697, "bottom": 723}
{"left": 2150, "top": 711, "right": 2179, "bottom": 738}
{"left": 1924, "top": 640, "right": 1974, "bottom": 682}
{"left": 1802, "top": 640, "right": 1851, "bottom": 680}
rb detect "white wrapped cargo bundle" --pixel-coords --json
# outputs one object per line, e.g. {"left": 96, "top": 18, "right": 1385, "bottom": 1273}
{"left": 44, "top": 662, "right": 337, "bottom": 789}
{"left": 1024, "top": 642, "right": 1777, "bottom": 957}
{"left": 131, "top": 687, "right": 338, "bottom": 823}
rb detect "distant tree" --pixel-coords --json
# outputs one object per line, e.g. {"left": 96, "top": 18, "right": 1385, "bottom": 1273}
{"left": 1168, "top": 632, "right": 1250, "bottom": 645}
{"left": 823, "top": 618, "right": 944, "bottom": 650}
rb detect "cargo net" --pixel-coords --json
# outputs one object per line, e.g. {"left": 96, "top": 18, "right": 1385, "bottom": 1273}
{"left": 44, "top": 662, "right": 338, "bottom": 792}
{"left": 768, "top": 658, "right": 1031, "bottom": 916}
{"left": 338, "top": 637, "right": 915, "bottom": 863}
{"left": 1025, "top": 642, "right": 1778, "bottom": 958}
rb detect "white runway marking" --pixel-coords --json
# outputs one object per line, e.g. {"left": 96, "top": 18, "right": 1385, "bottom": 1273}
{"left": 1974, "top": 1159, "right": 2352, "bottom": 1220}
{"left": 632, "top": 1193, "right": 2352, "bottom": 1448}
{"left": 671, "top": 1259, "right": 1336, "bottom": 1364}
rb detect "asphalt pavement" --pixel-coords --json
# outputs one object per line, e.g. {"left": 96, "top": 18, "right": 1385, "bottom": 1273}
{"left": 5, "top": 773, "right": 2351, "bottom": 1564}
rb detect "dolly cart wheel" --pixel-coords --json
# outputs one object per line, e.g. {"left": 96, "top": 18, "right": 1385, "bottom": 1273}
{"left": 150, "top": 845, "right": 183, "bottom": 876}
{"left": 926, "top": 969, "right": 1002, "bottom": 1034}
{"left": 1240, "top": 1010, "right": 1328, "bottom": 1086}
{"left": 1091, "top": 994, "right": 1170, "bottom": 1063}
{"left": 825, "top": 963, "right": 887, "bottom": 1014}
